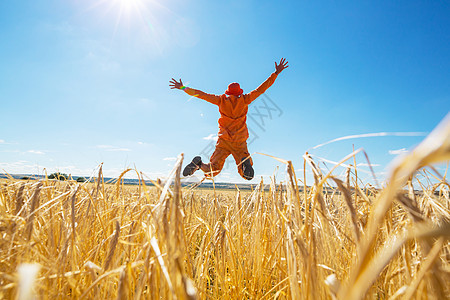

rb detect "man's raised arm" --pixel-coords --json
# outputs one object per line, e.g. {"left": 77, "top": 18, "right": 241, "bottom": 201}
{"left": 245, "top": 58, "right": 289, "bottom": 104}
{"left": 169, "top": 78, "right": 220, "bottom": 105}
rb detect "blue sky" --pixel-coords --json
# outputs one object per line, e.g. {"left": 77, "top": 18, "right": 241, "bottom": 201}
{"left": 1, "top": 0, "right": 449, "bottom": 184}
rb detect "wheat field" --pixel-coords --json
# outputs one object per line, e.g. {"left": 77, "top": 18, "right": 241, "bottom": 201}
{"left": 1, "top": 117, "right": 449, "bottom": 300}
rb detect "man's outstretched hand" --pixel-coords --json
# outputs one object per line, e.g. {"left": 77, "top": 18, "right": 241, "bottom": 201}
{"left": 169, "top": 78, "right": 184, "bottom": 89}
{"left": 275, "top": 58, "right": 289, "bottom": 75}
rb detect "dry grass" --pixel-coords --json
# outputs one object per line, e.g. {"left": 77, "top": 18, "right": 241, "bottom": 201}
{"left": 1, "top": 116, "right": 450, "bottom": 299}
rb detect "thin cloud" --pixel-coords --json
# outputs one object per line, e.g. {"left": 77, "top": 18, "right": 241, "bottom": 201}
{"left": 137, "top": 141, "right": 152, "bottom": 146}
{"left": 308, "top": 154, "right": 373, "bottom": 175}
{"left": 0, "top": 160, "right": 41, "bottom": 174}
{"left": 163, "top": 157, "right": 177, "bottom": 161}
{"left": 0, "top": 139, "right": 15, "bottom": 145}
{"left": 139, "top": 98, "right": 150, "bottom": 104}
{"left": 357, "top": 163, "right": 380, "bottom": 167}
{"left": 389, "top": 148, "right": 409, "bottom": 155}
{"left": 295, "top": 169, "right": 312, "bottom": 174}
{"left": 0, "top": 160, "right": 30, "bottom": 168}
{"left": 85, "top": 51, "right": 121, "bottom": 73}
{"left": 311, "top": 132, "right": 427, "bottom": 150}
{"left": 96, "top": 145, "right": 131, "bottom": 152}
{"left": 42, "top": 21, "right": 73, "bottom": 35}
{"left": 203, "top": 134, "right": 218, "bottom": 141}
{"left": 109, "top": 148, "right": 131, "bottom": 152}
{"left": 138, "top": 98, "right": 156, "bottom": 106}
{"left": 27, "top": 150, "right": 45, "bottom": 155}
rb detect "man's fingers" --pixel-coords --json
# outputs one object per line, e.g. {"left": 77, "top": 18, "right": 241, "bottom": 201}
{"left": 276, "top": 58, "right": 287, "bottom": 67}
{"left": 170, "top": 77, "right": 183, "bottom": 84}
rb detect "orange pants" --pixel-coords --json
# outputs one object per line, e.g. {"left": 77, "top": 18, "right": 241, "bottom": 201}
{"left": 200, "top": 138, "right": 253, "bottom": 179}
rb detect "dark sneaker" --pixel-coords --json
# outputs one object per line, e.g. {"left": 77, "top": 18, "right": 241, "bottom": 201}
{"left": 241, "top": 157, "right": 254, "bottom": 180}
{"left": 183, "top": 156, "right": 202, "bottom": 176}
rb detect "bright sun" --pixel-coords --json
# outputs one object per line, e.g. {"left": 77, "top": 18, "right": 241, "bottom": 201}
{"left": 86, "top": 0, "right": 167, "bottom": 47}
{"left": 114, "top": 0, "right": 142, "bottom": 13}
{"left": 104, "top": 0, "right": 151, "bottom": 30}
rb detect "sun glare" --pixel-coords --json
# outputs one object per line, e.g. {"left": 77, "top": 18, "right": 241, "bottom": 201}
{"left": 115, "top": 0, "right": 141, "bottom": 12}
{"left": 84, "top": 0, "right": 169, "bottom": 31}
{"left": 82, "top": 0, "right": 177, "bottom": 54}
{"left": 104, "top": 0, "right": 152, "bottom": 35}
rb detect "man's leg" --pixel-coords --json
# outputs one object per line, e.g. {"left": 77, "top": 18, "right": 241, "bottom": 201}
{"left": 230, "top": 142, "right": 254, "bottom": 180}
{"left": 201, "top": 144, "right": 230, "bottom": 178}
{"left": 240, "top": 156, "right": 254, "bottom": 180}
{"left": 183, "top": 141, "right": 230, "bottom": 177}
{"left": 183, "top": 156, "right": 203, "bottom": 176}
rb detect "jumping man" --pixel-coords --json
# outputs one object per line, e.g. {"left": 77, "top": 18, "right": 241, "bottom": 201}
{"left": 169, "top": 58, "right": 289, "bottom": 180}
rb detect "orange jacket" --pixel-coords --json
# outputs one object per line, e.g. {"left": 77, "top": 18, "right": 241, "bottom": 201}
{"left": 184, "top": 72, "right": 278, "bottom": 142}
